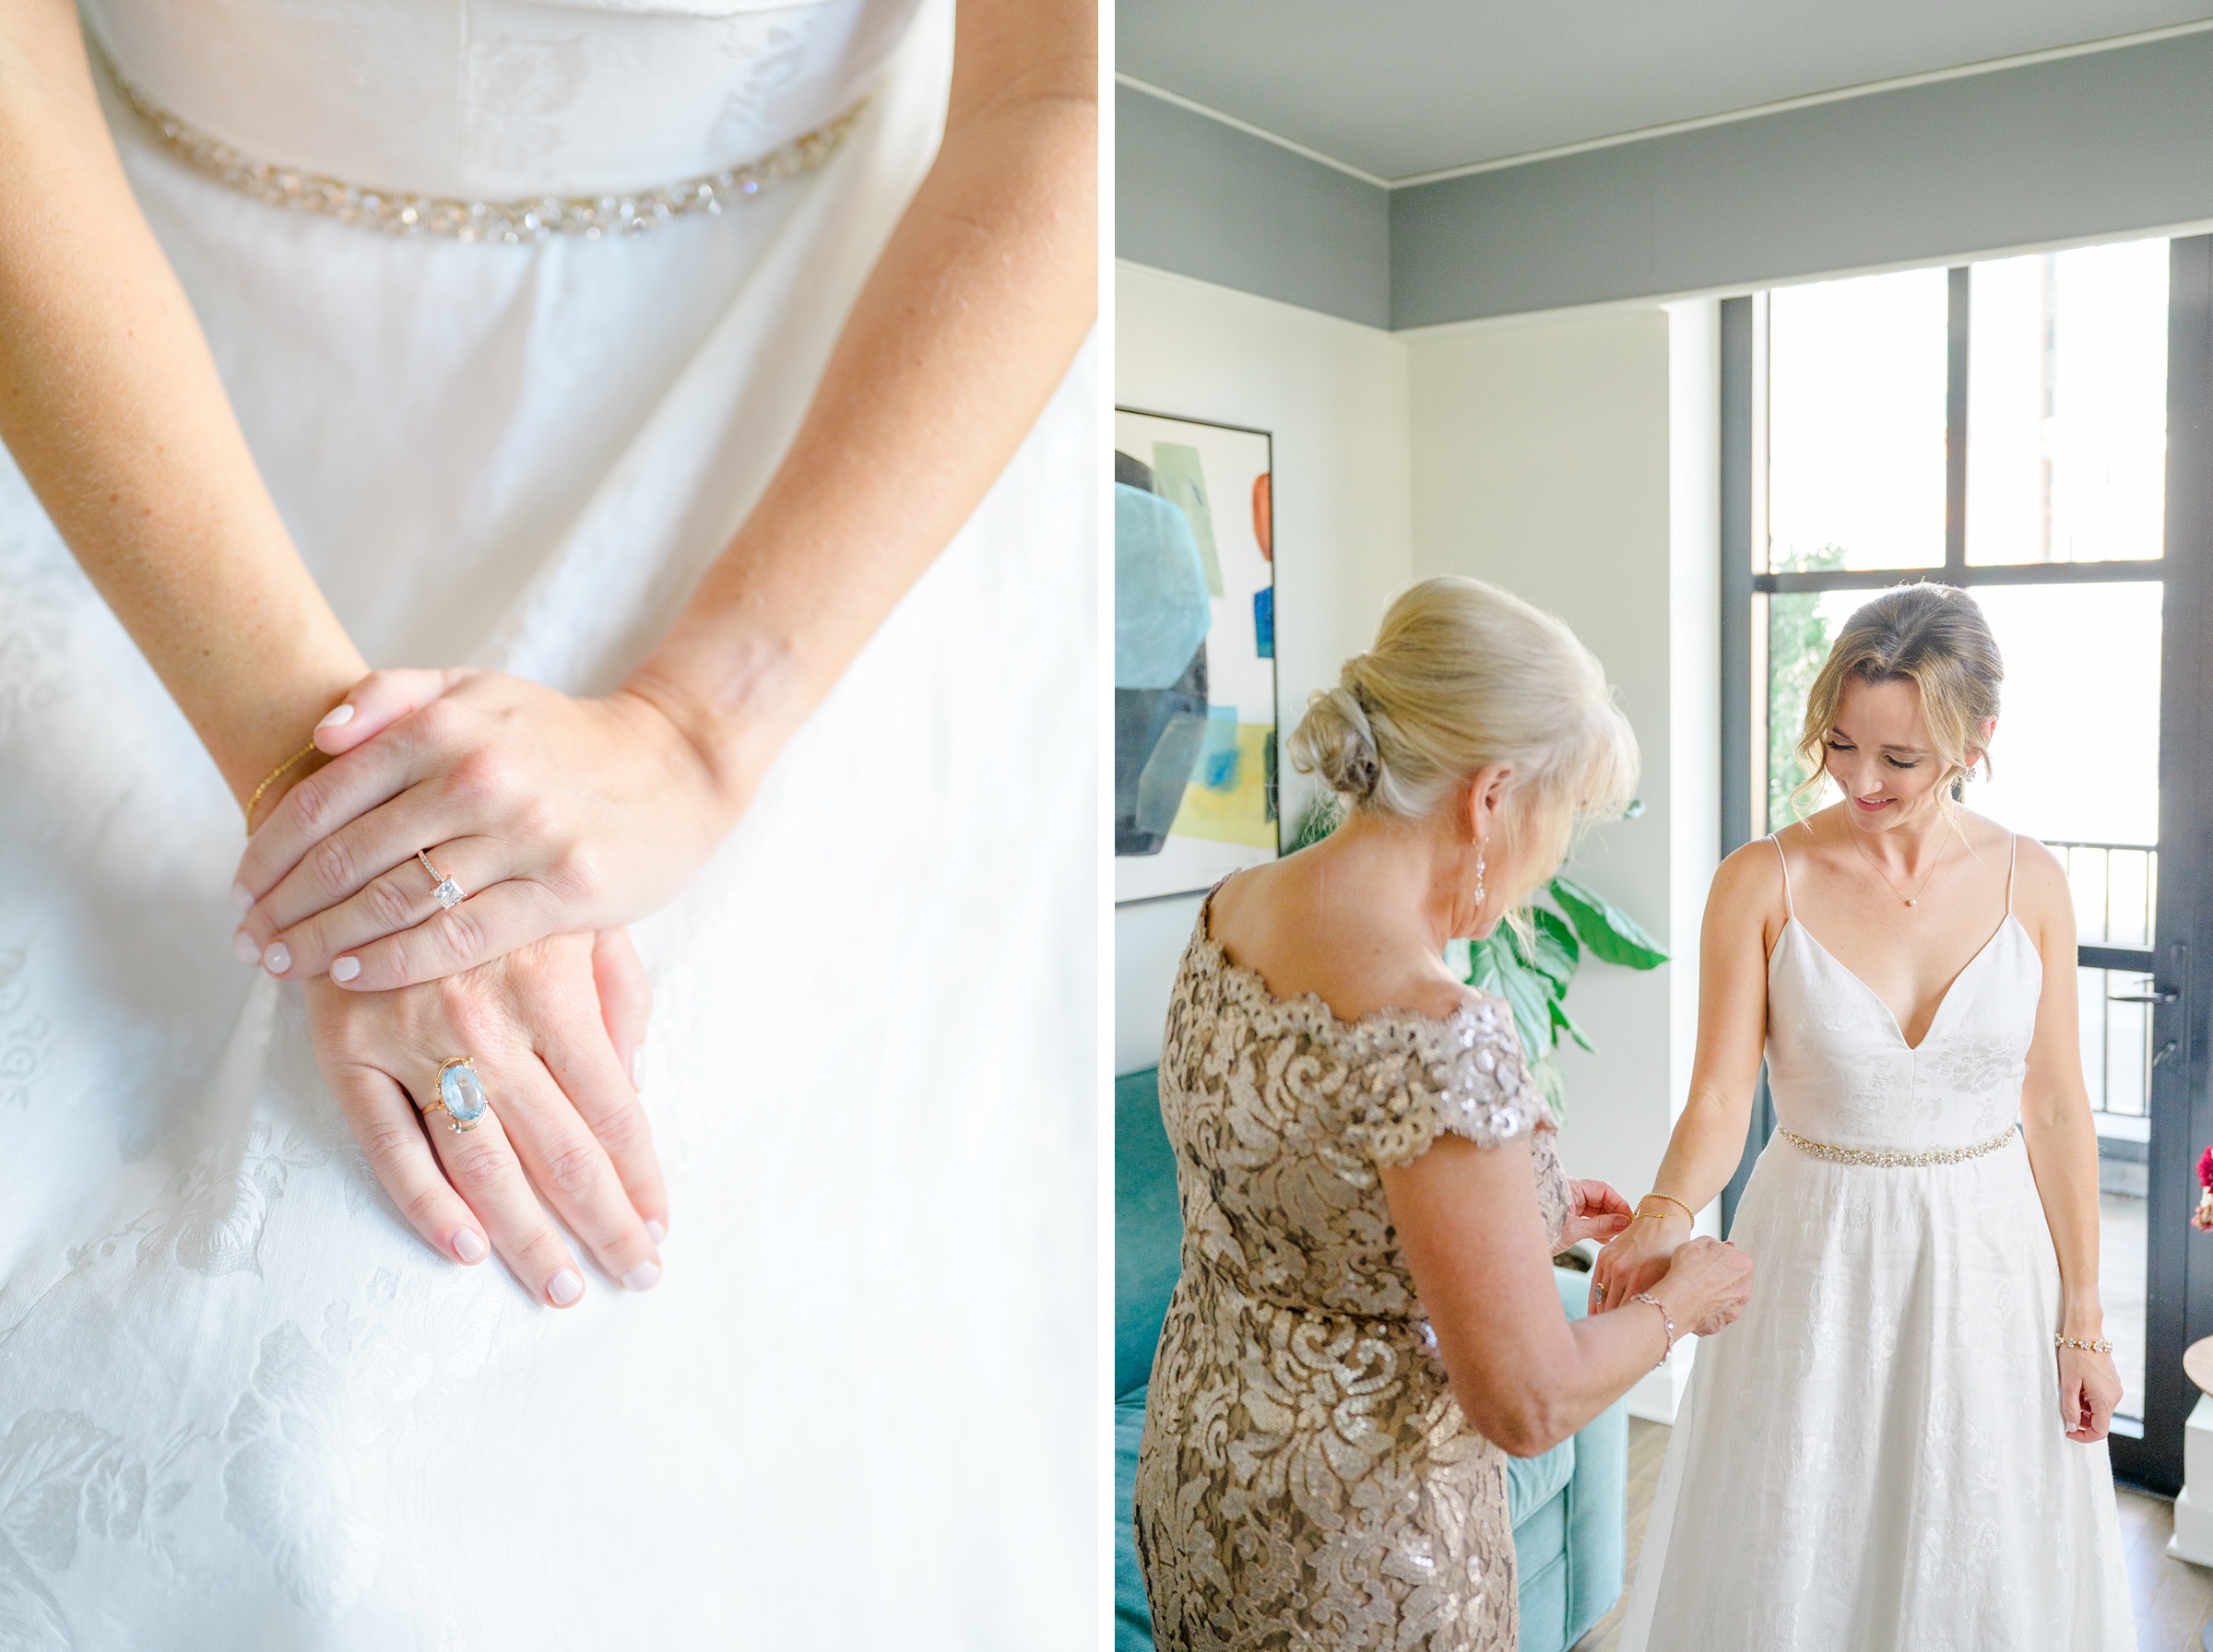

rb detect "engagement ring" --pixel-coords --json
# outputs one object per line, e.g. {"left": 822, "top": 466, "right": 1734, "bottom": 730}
{"left": 417, "top": 848, "right": 467, "bottom": 911}
{"left": 428, "top": 1056, "right": 490, "bottom": 1133}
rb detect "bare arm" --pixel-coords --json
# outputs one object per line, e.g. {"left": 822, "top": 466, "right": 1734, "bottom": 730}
{"left": 1384, "top": 1134, "right": 1751, "bottom": 1457}
{"left": 231, "top": 0, "right": 1099, "bottom": 989}
{"left": 625, "top": 0, "right": 1098, "bottom": 807}
{"left": 1591, "top": 841, "right": 1780, "bottom": 1310}
{"left": 0, "top": 8, "right": 662, "bottom": 1269}
{"left": 2014, "top": 839, "right": 2122, "bottom": 1441}
{"left": 0, "top": 3, "right": 362, "bottom": 804}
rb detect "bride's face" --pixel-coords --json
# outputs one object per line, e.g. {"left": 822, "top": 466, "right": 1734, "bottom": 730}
{"left": 1823, "top": 675, "right": 1959, "bottom": 832}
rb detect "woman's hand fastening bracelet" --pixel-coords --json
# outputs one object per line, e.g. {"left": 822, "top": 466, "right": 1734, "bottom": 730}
{"left": 1634, "top": 1292, "right": 1675, "bottom": 1369}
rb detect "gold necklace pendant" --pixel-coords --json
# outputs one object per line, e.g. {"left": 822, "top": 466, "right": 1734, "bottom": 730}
{"left": 1843, "top": 820, "right": 1941, "bottom": 909}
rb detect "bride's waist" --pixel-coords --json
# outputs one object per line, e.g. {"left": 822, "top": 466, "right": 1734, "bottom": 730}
{"left": 1767, "top": 1120, "right": 2019, "bottom": 1166}
{"left": 86, "top": 0, "right": 919, "bottom": 198}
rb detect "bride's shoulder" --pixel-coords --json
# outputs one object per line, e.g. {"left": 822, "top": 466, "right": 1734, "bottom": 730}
{"left": 1712, "top": 832, "right": 1793, "bottom": 902}
{"left": 1990, "top": 825, "right": 2072, "bottom": 908}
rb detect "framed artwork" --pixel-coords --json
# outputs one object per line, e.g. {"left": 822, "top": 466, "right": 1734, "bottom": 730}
{"left": 1115, "top": 407, "right": 1278, "bottom": 903}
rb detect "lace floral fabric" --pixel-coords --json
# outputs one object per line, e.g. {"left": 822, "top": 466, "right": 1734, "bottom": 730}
{"left": 0, "top": 0, "right": 1099, "bottom": 1643}
{"left": 1616, "top": 837, "right": 2134, "bottom": 1651}
{"left": 1133, "top": 909, "right": 1568, "bottom": 1652}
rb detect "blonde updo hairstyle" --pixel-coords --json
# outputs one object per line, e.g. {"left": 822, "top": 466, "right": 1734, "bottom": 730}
{"left": 1791, "top": 582, "right": 2003, "bottom": 820}
{"left": 1286, "top": 576, "right": 1639, "bottom": 896}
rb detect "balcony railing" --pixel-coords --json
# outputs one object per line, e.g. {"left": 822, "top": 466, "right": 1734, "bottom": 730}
{"left": 2050, "top": 840, "right": 2158, "bottom": 1122}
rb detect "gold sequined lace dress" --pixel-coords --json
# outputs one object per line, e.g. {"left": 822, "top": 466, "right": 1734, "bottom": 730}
{"left": 1134, "top": 903, "right": 1569, "bottom": 1652}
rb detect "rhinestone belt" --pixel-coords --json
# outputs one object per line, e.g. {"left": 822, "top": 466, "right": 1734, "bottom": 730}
{"left": 112, "top": 66, "right": 864, "bottom": 243}
{"left": 1778, "top": 1124, "right": 2018, "bottom": 1168}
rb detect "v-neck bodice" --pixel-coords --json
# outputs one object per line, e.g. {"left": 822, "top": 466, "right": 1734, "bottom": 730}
{"left": 1764, "top": 839, "right": 2041, "bottom": 1152}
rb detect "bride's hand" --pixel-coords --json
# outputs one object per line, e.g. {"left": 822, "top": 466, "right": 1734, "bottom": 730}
{"left": 2059, "top": 1342, "right": 2122, "bottom": 1443}
{"left": 1589, "top": 1207, "right": 1690, "bottom": 1314}
{"left": 304, "top": 926, "right": 669, "bottom": 1305}
{"left": 1560, "top": 1179, "right": 1634, "bottom": 1250}
{"left": 231, "top": 669, "right": 740, "bottom": 989}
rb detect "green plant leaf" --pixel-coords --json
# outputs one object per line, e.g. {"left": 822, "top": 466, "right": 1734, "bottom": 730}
{"left": 1522, "top": 907, "right": 1580, "bottom": 995}
{"left": 1548, "top": 875, "right": 1669, "bottom": 970}
{"left": 1548, "top": 993, "right": 1595, "bottom": 1053}
{"left": 1466, "top": 933, "right": 1555, "bottom": 1063}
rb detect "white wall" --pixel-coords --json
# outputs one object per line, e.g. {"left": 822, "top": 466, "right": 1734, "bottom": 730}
{"left": 1404, "top": 301, "right": 1723, "bottom": 1420}
{"left": 1406, "top": 305, "right": 1677, "bottom": 1198}
{"left": 1115, "top": 261, "right": 1414, "bottom": 1073}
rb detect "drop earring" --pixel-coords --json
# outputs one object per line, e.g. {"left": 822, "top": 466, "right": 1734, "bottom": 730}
{"left": 1474, "top": 846, "right": 1486, "bottom": 910}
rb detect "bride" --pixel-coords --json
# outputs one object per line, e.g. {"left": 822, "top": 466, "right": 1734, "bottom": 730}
{"left": 1593, "top": 583, "right": 2134, "bottom": 1649}
{"left": 0, "top": 0, "right": 1093, "bottom": 1644}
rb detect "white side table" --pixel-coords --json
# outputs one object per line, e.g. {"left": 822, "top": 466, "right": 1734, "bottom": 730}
{"left": 2167, "top": 1338, "right": 2213, "bottom": 1564}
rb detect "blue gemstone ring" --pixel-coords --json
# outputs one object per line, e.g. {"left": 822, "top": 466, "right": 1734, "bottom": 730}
{"left": 416, "top": 847, "right": 467, "bottom": 912}
{"left": 431, "top": 1056, "right": 491, "bottom": 1134}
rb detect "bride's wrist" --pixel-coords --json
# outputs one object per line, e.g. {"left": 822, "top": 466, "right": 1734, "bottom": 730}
{"left": 618, "top": 652, "right": 795, "bottom": 830}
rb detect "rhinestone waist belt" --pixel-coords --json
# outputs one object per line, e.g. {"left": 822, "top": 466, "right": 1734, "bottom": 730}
{"left": 1778, "top": 1123, "right": 2018, "bottom": 1168}
{"left": 112, "top": 67, "right": 864, "bottom": 243}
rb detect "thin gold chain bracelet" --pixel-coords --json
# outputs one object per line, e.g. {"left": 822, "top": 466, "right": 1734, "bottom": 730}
{"left": 2054, "top": 1332, "right": 2115, "bottom": 1355}
{"left": 243, "top": 739, "right": 320, "bottom": 834}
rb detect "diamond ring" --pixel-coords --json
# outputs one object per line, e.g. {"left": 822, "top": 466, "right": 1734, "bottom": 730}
{"left": 417, "top": 848, "right": 467, "bottom": 911}
{"left": 429, "top": 1056, "right": 491, "bottom": 1134}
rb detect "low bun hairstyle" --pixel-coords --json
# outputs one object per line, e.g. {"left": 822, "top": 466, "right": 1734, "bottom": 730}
{"left": 1287, "top": 576, "right": 1638, "bottom": 867}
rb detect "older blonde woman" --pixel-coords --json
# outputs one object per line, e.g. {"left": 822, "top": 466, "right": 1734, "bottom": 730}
{"left": 1133, "top": 576, "right": 1755, "bottom": 1652}
{"left": 1597, "top": 582, "right": 2133, "bottom": 1650}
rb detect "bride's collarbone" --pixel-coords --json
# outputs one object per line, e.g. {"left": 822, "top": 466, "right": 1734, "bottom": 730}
{"left": 1787, "top": 877, "right": 2017, "bottom": 1038}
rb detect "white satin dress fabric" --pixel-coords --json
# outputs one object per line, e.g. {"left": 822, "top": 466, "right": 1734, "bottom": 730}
{"left": 0, "top": 3, "right": 1095, "bottom": 1646}
{"left": 1621, "top": 836, "right": 2131, "bottom": 1651}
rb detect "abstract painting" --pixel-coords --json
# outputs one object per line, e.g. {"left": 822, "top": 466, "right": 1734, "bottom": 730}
{"left": 1115, "top": 408, "right": 1277, "bottom": 903}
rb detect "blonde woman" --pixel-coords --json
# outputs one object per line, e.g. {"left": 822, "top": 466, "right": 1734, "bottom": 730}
{"left": 1598, "top": 583, "right": 2132, "bottom": 1648}
{"left": 1133, "top": 576, "right": 1755, "bottom": 1651}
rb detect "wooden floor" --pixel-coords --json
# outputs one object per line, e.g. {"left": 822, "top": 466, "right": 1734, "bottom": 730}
{"left": 1570, "top": 1420, "right": 2213, "bottom": 1652}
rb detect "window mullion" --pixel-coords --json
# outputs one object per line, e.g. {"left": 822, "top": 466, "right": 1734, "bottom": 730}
{"left": 1946, "top": 265, "right": 1970, "bottom": 578}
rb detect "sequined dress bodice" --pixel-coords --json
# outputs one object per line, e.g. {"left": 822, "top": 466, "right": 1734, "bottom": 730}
{"left": 1132, "top": 911, "right": 1568, "bottom": 1652}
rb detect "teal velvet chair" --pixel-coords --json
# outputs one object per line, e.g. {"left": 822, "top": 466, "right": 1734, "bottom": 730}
{"left": 1115, "top": 1066, "right": 1626, "bottom": 1652}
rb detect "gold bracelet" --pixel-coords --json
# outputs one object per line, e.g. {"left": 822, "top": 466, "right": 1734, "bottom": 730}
{"left": 1638, "top": 1192, "right": 1696, "bottom": 1224}
{"left": 243, "top": 738, "right": 321, "bottom": 834}
{"left": 2054, "top": 1332, "right": 2115, "bottom": 1356}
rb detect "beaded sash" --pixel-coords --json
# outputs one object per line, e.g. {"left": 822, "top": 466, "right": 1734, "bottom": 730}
{"left": 1778, "top": 1123, "right": 2018, "bottom": 1168}
{"left": 112, "top": 68, "right": 864, "bottom": 243}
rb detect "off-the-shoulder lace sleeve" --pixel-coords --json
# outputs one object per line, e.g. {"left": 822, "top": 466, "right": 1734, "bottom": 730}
{"left": 1341, "top": 993, "right": 1551, "bottom": 1168}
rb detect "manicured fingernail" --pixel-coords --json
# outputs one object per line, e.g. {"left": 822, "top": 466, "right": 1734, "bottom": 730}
{"left": 453, "top": 1229, "right": 486, "bottom": 1263}
{"left": 331, "top": 955, "right": 361, "bottom": 984}
{"left": 629, "top": 1048, "right": 641, "bottom": 1087}
{"left": 262, "top": 941, "right": 291, "bottom": 976}
{"left": 622, "top": 1261, "right": 661, "bottom": 1292}
{"left": 232, "top": 929, "right": 263, "bottom": 964}
{"left": 547, "top": 1268, "right": 583, "bottom": 1306}
{"left": 315, "top": 702, "right": 355, "bottom": 731}
{"left": 231, "top": 882, "right": 254, "bottom": 912}
{"left": 645, "top": 1220, "right": 666, "bottom": 1245}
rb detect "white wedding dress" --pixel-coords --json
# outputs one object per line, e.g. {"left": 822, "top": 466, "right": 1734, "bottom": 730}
{"left": 0, "top": 5, "right": 1095, "bottom": 1647}
{"left": 1622, "top": 836, "right": 2133, "bottom": 1651}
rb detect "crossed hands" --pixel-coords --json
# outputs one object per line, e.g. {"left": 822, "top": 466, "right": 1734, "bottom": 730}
{"left": 233, "top": 669, "right": 747, "bottom": 1306}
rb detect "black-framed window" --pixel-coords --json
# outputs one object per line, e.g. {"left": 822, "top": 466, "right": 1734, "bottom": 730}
{"left": 1716, "top": 239, "right": 2213, "bottom": 1489}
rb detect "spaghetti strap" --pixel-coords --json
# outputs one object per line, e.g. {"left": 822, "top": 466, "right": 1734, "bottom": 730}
{"left": 2006, "top": 833, "right": 2018, "bottom": 915}
{"left": 1769, "top": 834, "right": 1795, "bottom": 919}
